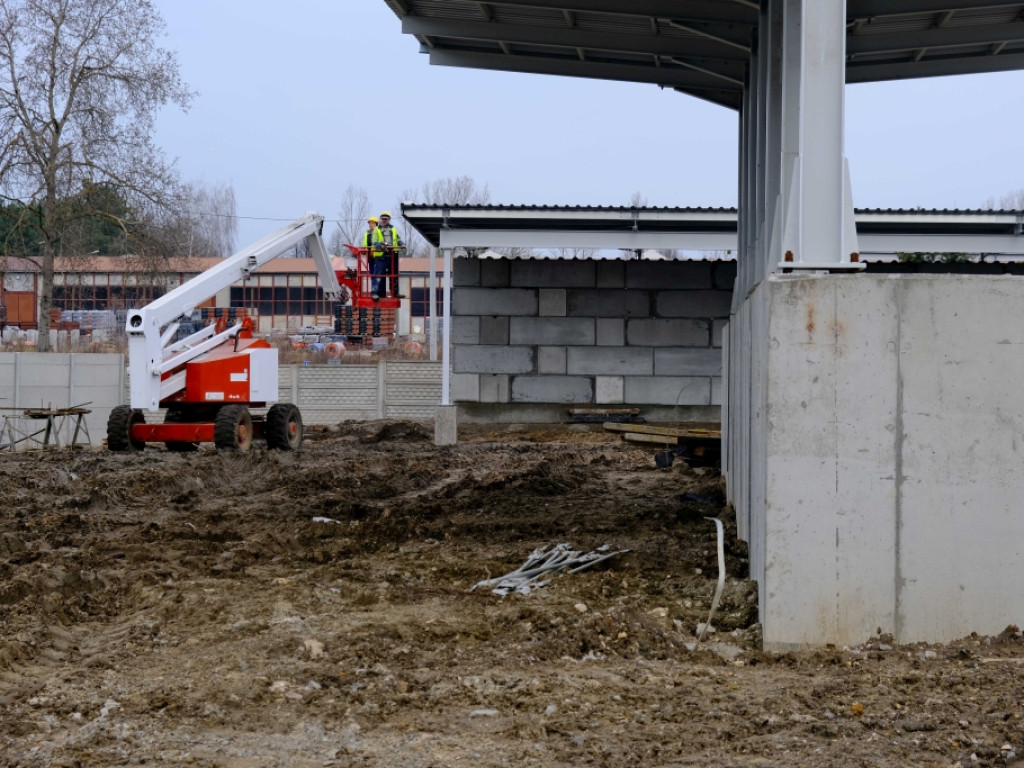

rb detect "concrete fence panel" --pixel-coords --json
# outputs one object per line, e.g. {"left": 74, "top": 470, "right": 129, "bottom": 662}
{"left": 0, "top": 355, "right": 442, "bottom": 450}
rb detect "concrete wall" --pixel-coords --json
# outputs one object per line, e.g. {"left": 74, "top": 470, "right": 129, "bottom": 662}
{"left": 276, "top": 361, "right": 442, "bottom": 423}
{"left": 726, "top": 273, "right": 1024, "bottom": 648}
{"left": 0, "top": 353, "right": 125, "bottom": 448}
{"left": 451, "top": 257, "right": 733, "bottom": 421}
{"left": 0, "top": 356, "right": 441, "bottom": 449}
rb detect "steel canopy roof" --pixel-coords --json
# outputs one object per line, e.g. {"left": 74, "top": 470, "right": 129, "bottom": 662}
{"left": 400, "top": 203, "right": 1024, "bottom": 253}
{"left": 382, "top": 1, "right": 1024, "bottom": 109}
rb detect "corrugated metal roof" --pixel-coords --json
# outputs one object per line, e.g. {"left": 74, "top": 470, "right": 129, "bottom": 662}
{"left": 400, "top": 203, "right": 1024, "bottom": 255}
{"left": 382, "top": 0, "right": 1024, "bottom": 109}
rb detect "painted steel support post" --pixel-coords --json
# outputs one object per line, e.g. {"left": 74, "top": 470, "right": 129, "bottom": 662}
{"left": 779, "top": 0, "right": 802, "bottom": 265}
{"left": 428, "top": 248, "right": 438, "bottom": 361}
{"left": 780, "top": 0, "right": 862, "bottom": 271}
{"left": 753, "top": 24, "right": 767, "bottom": 288}
{"left": 764, "top": 0, "right": 784, "bottom": 271}
{"left": 441, "top": 247, "right": 453, "bottom": 406}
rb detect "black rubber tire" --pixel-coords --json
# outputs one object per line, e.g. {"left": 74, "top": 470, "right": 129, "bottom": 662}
{"left": 214, "top": 405, "right": 253, "bottom": 452}
{"left": 107, "top": 405, "right": 146, "bottom": 452}
{"left": 265, "top": 403, "right": 303, "bottom": 451}
{"left": 163, "top": 405, "right": 199, "bottom": 452}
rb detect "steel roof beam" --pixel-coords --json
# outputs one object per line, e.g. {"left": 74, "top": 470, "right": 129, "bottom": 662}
{"left": 848, "top": 23, "right": 1024, "bottom": 55}
{"left": 465, "top": 0, "right": 758, "bottom": 25}
{"left": 428, "top": 48, "right": 744, "bottom": 93}
{"left": 849, "top": 0, "right": 1024, "bottom": 17}
{"left": 403, "top": 17, "right": 751, "bottom": 57}
{"left": 847, "top": 50, "right": 1024, "bottom": 80}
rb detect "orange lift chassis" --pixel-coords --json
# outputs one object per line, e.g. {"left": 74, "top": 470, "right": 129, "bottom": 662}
{"left": 107, "top": 213, "right": 343, "bottom": 453}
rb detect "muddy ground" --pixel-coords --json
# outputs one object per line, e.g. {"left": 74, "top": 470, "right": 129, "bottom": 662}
{"left": 2, "top": 421, "right": 1023, "bottom": 767}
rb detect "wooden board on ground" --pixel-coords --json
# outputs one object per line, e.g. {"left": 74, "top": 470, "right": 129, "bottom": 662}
{"left": 620, "top": 432, "right": 683, "bottom": 445}
{"left": 604, "top": 422, "right": 721, "bottom": 439}
{"left": 569, "top": 407, "right": 640, "bottom": 415}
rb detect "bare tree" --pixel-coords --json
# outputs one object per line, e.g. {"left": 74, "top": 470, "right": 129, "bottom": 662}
{"left": 0, "top": 0, "right": 192, "bottom": 349}
{"left": 984, "top": 189, "right": 1024, "bottom": 210}
{"left": 182, "top": 180, "right": 237, "bottom": 257}
{"left": 391, "top": 186, "right": 426, "bottom": 259}
{"left": 547, "top": 246, "right": 598, "bottom": 259}
{"left": 332, "top": 184, "right": 371, "bottom": 253}
{"left": 421, "top": 175, "right": 490, "bottom": 206}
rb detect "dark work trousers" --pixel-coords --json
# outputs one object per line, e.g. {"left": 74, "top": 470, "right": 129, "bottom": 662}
{"left": 386, "top": 248, "right": 399, "bottom": 294}
{"left": 370, "top": 256, "right": 387, "bottom": 297}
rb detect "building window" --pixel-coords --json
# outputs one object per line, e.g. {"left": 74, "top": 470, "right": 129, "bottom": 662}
{"left": 229, "top": 283, "right": 334, "bottom": 321}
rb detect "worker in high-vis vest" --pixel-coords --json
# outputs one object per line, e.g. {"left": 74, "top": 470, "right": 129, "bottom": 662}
{"left": 378, "top": 211, "right": 405, "bottom": 298}
{"left": 362, "top": 216, "right": 386, "bottom": 300}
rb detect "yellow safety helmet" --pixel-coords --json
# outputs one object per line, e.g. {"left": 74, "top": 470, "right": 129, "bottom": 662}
{"left": 367, "top": 216, "right": 379, "bottom": 224}
{"left": 380, "top": 211, "right": 392, "bottom": 219}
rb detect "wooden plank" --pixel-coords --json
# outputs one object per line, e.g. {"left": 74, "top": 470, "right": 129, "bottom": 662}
{"left": 604, "top": 422, "right": 685, "bottom": 436}
{"left": 604, "top": 422, "right": 721, "bottom": 439}
{"left": 621, "top": 432, "right": 682, "bottom": 445}
{"left": 569, "top": 407, "right": 640, "bottom": 415}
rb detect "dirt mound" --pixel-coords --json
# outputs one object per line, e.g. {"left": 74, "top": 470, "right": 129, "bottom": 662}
{"left": 0, "top": 424, "right": 1020, "bottom": 767}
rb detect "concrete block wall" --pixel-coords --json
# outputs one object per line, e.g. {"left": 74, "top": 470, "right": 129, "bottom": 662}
{"left": 452, "top": 257, "right": 734, "bottom": 419}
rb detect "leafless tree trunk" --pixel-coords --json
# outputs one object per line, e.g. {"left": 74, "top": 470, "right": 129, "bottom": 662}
{"left": 0, "top": 0, "right": 192, "bottom": 349}
{"left": 181, "top": 181, "right": 237, "bottom": 257}
{"left": 334, "top": 184, "right": 371, "bottom": 251}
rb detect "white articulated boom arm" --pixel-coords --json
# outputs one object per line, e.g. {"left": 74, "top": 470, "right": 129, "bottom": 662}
{"left": 127, "top": 213, "right": 342, "bottom": 411}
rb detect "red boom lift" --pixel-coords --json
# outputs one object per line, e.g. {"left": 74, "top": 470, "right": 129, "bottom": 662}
{"left": 107, "top": 214, "right": 343, "bottom": 452}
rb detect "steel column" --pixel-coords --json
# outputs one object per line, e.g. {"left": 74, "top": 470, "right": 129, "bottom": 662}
{"left": 442, "top": 247, "right": 453, "bottom": 406}
{"left": 792, "top": 0, "right": 854, "bottom": 267}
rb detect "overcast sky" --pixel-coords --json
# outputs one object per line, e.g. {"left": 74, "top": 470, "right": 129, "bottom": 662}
{"left": 152, "top": 1, "right": 1024, "bottom": 251}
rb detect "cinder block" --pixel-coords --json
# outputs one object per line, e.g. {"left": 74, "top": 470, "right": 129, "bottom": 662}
{"left": 596, "top": 260, "right": 625, "bottom": 288}
{"left": 596, "top": 318, "right": 624, "bottom": 346}
{"left": 624, "top": 376, "right": 711, "bottom": 406}
{"left": 712, "top": 261, "right": 738, "bottom": 291}
{"left": 453, "top": 288, "right": 537, "bottom": 317}
{"left": 626, "top": 261, "right": 713, "bottom": 289}
{"left": 511, "top": 260, "right": 596, "bottom": 288}
{"left": 567, "top": 346, "right": 653, "bottom": 375}
{"left": 656, "top": 290, "right": 733, "bottom": 318}
{"left": 712, "top": 319, "right": 728, "bottom": 348}
{"left": 511, "top": 375, "right": 593, "bottom": 403}
{"left": 539, "top": 289, "right": 567, "bottom": 317}
{"left": 480, "top": 374, "right": 510, "bottom": 403}
{"left": 537, "top": 346, "right": 567, "bottom": 374}
{"left": 451, "top": 316, "right": 480, "bottom": 344}
{"left": 627, "top": 318, "right": 710, "bottom": 347}
{"left": 654, "top": 348, "right": 723, "bottom": 376}
{"left": 711, "top": 375, "right": 723, "bottom": 406}
{"left": 481, "top": 259, "right": 511, "bottom": 288}
{"left": 454, "top": 257, "right": 480, "bottom": 287}
{"left": 480, "top": 316, "right": 510, "bottom": 345}
{"left": 567, "top": 289, "right": 649, "bottom": 318}
{"left": 454, "top": 345, "right": 535, "bottom": 374}
{"left": 595, "top": 375, "right": 624, "bottom": 404}
{"left": 510, "top": 317, "right": 594, "bottom": 346}
{"left": 451, "top": 372, "right": 480, "bottom": 402}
